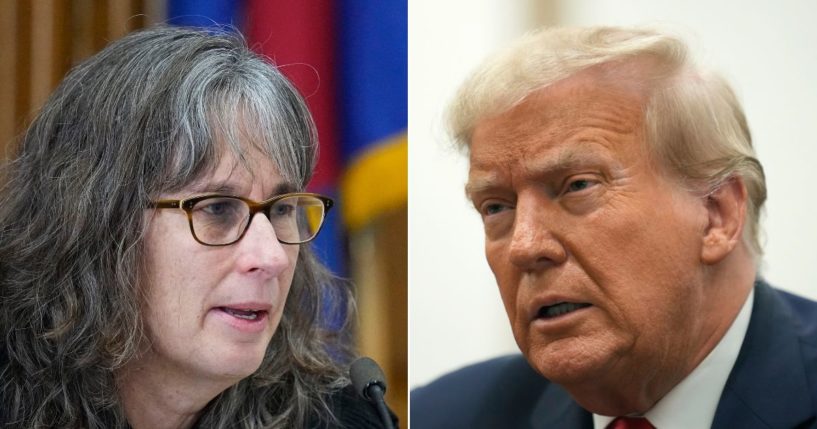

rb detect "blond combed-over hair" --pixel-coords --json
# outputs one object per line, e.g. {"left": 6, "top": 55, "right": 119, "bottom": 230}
{"left": 448, "top": 26, "right": 766, "bottom": 258}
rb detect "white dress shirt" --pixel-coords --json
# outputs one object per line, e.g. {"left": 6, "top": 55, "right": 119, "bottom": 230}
{"left": 593, "top": 289, "right": 755, "bottom": 429}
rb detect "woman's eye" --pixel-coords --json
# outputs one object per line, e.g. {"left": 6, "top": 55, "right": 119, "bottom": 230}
{"left": 271, "top": 202, "right": 296, "bottom": 218}
{"left": 203, "top": 202, "right": 229, "bottom": 215}
{"left": 197, "top": 199, "right": 243, "bottom": 222}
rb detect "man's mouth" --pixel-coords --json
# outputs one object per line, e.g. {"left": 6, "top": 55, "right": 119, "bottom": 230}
{"left": 537, "top": 302, "right": 592, "bottom": 319}
{"left": 218, "top": 307, "right": 267, "bottom": 320}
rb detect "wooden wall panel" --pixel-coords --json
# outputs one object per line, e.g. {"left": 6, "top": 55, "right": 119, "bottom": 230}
{"left": 353, "top": 207, "right": 408, "bottom": 426}
{"left": 30, "top": 0, "right": 57, "bottom": 111}
{"left": 0, "top": 0, "right": 156, "bottom": 159}
{"left": 71, "top": 0, "right": 97, "bottom": 65}
{"left": 142, "top": 0, "right": 166, "bottom": 25}
{"left": 0, "top": 0, "right": 17, "bottom": 157}
{"left": 13, "top": 1, "right": 31, "bottom": 144}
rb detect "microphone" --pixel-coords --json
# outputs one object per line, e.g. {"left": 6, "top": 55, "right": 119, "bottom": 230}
{"left": 350, "top": 357, "right": 394, "bottom": 429}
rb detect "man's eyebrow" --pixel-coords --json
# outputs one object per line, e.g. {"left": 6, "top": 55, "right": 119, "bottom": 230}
{"left": 464, "top": 177, "right": 501, "bottom": 201}
{"left": 531, "top": 145, "right": 611, "bottom": 172}
{"left": 465, "top": 146, "right": 611, "bottom": 199}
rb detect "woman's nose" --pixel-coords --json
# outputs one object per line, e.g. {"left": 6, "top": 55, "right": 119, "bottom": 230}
{"left": 234, "top": 213, "right": 293, "bottom": 277}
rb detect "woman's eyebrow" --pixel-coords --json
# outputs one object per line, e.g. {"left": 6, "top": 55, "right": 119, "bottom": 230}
{"left": 187, "top": 182, "right": 240, "bottom": 195}
{"left": 185, "top": 180, "right": 299, "bottom": 198}
{"left": 270, "top": 182, "right": 298, "bottom": 197}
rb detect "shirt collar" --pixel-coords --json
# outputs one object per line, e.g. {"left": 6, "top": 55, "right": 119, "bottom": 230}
{"left": 593, "top": 288, "right": 754, "bottom": 429}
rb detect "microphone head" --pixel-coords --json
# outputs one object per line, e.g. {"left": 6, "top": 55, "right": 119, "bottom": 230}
{"left": 350, "top": 357, "right": 387, "bottom": 400}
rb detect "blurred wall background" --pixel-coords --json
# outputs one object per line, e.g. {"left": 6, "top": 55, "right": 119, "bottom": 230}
{"left": 0, "top": 0, "right": 406, "bottom": 423}
{"left": 409, "top": 0, "right": 817, "bottom": 391}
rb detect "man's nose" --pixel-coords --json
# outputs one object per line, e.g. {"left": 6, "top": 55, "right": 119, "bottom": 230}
{"left": 234, "top": 212, "right": 292, "bottom": 277}
{"left": 507, "top": 197, "right": 567, "bottom": 270}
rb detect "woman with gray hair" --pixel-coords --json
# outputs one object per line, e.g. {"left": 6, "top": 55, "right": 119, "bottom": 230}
{"left": 0, "top": 26, "right": 391, "bottom": 428}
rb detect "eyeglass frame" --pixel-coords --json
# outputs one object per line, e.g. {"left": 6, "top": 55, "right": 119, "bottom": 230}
{"left": 148, "top": 192, "right": 334, "bottom": 247}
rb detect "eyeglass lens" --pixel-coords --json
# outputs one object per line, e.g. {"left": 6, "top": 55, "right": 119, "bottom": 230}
{"left": 190, "top": 195, "right": 325, "bottom": 245}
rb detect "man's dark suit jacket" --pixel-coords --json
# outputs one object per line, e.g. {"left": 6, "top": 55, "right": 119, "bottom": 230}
{"left": 411, "top": 281, "right": 817, "bottom": 428}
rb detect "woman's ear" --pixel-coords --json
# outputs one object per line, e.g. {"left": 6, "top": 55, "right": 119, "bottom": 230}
{"left": 701, "top": 178, "right": 748, "bottom": 265}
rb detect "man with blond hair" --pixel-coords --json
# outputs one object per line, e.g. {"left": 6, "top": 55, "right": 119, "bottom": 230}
{"left": 411, "top": 27, "right": 817, "bottom": 428}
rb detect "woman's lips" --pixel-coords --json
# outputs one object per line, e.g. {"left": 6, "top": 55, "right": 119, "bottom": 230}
{"left": 220, "top": 307, "right": 264, "bottom": 320}
{"left": 212, "top": 306, "right": 270, "bottom": 333}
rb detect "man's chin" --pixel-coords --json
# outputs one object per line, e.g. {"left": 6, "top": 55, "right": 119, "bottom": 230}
{"left": 525, "top": 335, "right": 658, "bottom": 415}
{"left": 524, "top": 336, "right": 622, "bottom": 386}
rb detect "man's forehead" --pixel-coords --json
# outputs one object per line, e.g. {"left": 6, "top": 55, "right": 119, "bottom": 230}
{"left": 471, "top": 79, "right": 641, "bottom": 152}
{"left": 466, "top": 146, "right": 618, "bottom": 195}
{"left": 467, "top": 63, "right": 647, "bottom": 150}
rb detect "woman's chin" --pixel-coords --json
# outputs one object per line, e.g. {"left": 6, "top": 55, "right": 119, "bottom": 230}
{"left": 200, "top": 343, "right": 269, "bottom": 382}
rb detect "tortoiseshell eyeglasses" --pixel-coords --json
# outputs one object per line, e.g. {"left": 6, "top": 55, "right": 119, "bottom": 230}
{"left": 148, "top": 193, "right": 333, "bottom": 246}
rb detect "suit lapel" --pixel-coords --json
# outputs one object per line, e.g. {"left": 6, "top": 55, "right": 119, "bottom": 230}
{"left": 712, "top": 281, "right": 814, "bottom": 429}
{"left": 529, "top": 382, "right": 593, "bottom": 429}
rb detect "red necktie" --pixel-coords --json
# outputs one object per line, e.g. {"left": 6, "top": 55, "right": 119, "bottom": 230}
{"left": 607, "top": 417, "right": 656, "bottom": 429}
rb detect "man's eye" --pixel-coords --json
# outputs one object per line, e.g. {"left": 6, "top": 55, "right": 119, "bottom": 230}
{"left": 482, "top": 202, "right": 510, "bottom": 216}
{"left": 565, "top": 178, "right": 595, "bottom": 193}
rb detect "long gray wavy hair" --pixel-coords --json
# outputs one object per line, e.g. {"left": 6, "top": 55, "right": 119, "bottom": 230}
{"left": 0, "top": 25, "right": 352, "bottom": 428}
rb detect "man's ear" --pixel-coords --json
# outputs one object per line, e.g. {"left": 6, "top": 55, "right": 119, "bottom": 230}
{"left": 701, "top": 178, "right": 748, "bottom": 265}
